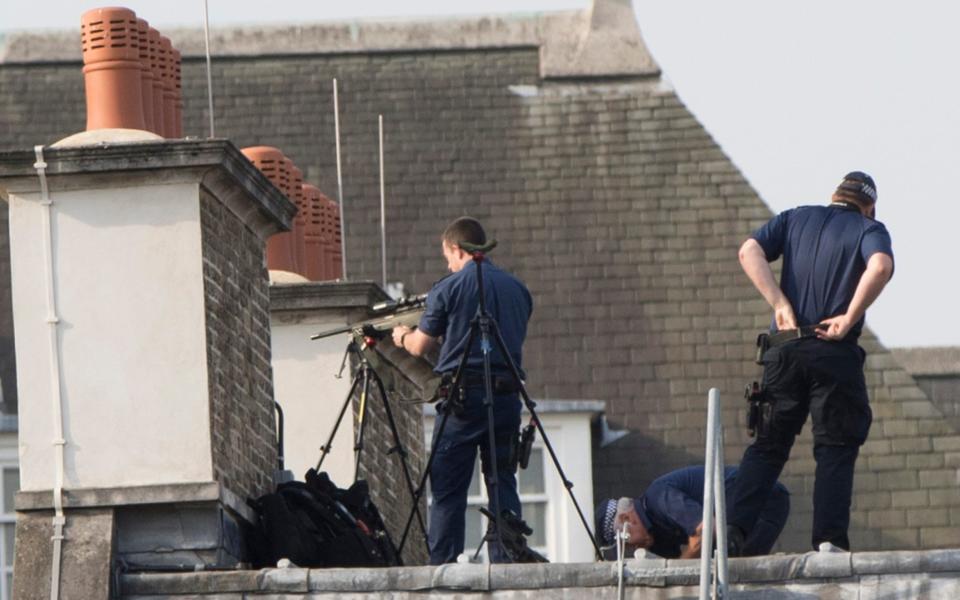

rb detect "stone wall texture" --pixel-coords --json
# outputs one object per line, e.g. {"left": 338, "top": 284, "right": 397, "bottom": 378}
{"left": 2, "top": 39, "right": 958, "bottom": 553}
{"left": 116, "top": 548, "right": 960, "bottom": 599}
{"left": 200, "top": 191, "right": 277, "bottom": 501}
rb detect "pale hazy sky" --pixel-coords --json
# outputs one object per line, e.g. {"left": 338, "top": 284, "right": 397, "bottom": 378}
{"left": 2, "top": 1, "right": 956, "bottom": 348}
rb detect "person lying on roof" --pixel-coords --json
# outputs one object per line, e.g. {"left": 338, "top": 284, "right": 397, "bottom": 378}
{"left": 595, "top": 465, "right": 789, "bottom": 559}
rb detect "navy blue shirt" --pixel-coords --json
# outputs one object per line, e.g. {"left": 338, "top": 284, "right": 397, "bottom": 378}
{"left": 637, "top": 466, "right": 738, "bottom": 559}
{"left": 418, "top": 260, "right": 533, "bottom": 376}
{"left": 751, "top": 203, "right": 894, "bottom": 342}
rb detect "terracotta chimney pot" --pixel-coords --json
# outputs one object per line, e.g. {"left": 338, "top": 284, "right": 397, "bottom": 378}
{"left": 80, "top": 6, "right": 146, "bottom": 131}
{"left": 241, "top": 147, "right": 297, "bottom": 273}
{"left": 328, "top": 197, "right": 343, "bottom": 280}
{"left": 171, "top": 47, "right": 183, "bottom": 138}
{"left": 301, "top": 184, "right": 326, "bottom": 281}
{"left": 310, "top": 192, "right": 342, "bottom": 281}
{"left": 289, "top": 166, "right": 306, "bottom": 275}
{"left": 135, "top": 18, "right": 155, "bottom": 133}
{"left": 159, "top": 36, "right": 176, "bottom": 139}
{"left": 147, "top": 27, "right": 165, "bottom": 137}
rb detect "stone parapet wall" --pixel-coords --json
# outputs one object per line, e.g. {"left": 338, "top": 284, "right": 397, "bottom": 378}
{"left": 119, "top": 548, "right": 960, "bottom": 598}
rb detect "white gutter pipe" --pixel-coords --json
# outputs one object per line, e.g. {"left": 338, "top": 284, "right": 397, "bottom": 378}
{"left": 33, "top": 145, "right": 67, "bottom": 600}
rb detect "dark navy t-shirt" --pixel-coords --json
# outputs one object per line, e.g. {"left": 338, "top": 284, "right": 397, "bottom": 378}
{"left": 418, "top": 260, "right": 533, "bottom": 376}
{"left": 751, "top": 203, "right": 894, "bottom": 342}
{"left": 637, "top": 466, "right": 738, "bottom": 559}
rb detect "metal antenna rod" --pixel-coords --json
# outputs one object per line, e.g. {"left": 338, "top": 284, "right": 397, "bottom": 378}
{"left": 333, "top": 79, "right": 348, "bottom": 280}
{"left": 202, "top": 0, "right": 215, "bottom": 138}
{"left": 378, "top": 114, "right": 387, "bottom": 289}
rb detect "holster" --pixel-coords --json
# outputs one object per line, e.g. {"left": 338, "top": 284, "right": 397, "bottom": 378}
{"left": 517, "top": 423, "right": 536, "bottom": 469}
{"left": 437, "top": 373, "right": 467, "bottom": 417}
{"left": 755, "top": 333, "right": 770, "bottom": 365}
{"left": 744, "top": 381, "right": 773, "bottom": 438}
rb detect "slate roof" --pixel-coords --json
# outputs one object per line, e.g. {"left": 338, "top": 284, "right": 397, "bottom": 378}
{"left": 2, "top": 0, "right": 958, "bottom": 553}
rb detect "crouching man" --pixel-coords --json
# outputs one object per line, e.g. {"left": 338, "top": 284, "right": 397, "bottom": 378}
{"left": 596, "top": 465, "right": 789, "bottom": 558}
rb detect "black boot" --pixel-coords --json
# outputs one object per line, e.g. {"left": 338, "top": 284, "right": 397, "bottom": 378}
{"left": 727, "top": 525, "right": 746, "bottom": 557}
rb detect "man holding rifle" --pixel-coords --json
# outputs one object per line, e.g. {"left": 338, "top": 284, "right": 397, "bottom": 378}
{"left": 392, "top": 217, "right": 533, "bottom": 564}
{"left": 727, "top": 171, "right": 894, "bottom": 554}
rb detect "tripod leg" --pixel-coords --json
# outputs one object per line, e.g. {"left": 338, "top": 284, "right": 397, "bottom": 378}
{"left": 397, "top": 325, "right": 478, "bottom": 558}
{"left": 370, "top": 369, "right": 429, "bottom": 549}
{"left": 397, "top": 406, "right": 454, "bottom": 558}
{"left": 478, "top": 315, "right": 511, "bottom": 562}
{"left": 353, "top": 366, "right": 371, "bottom": 482}
{"left": 316, "top": 369, "right": 363, "bottom": 472}
{"left": 467, "top": 256, "right": 511, "bottom": 562}
{"left": 488, "top": 319, "right": 604, "bottom": 561}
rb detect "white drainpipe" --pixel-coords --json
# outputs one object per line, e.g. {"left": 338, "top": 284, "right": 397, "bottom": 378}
{"left": 33, "top": 145, "right": 66, "bottom": 600}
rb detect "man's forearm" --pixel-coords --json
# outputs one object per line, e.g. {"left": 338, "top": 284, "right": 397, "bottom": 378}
{"left": 739, "top": 239, "right": 788, "bottom": 310}
{"left": 843, "top": 253, "right": 894, "bottom": 323}
{"left": 404, "top": 329, "right": 439, "bottom": 356}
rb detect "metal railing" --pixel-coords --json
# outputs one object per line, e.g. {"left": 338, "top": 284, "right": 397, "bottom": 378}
{"left": 699, "top": 388, "right": 729, "bottom": 600}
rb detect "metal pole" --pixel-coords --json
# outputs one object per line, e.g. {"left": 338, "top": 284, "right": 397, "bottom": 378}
{"left": 202, "top": 0, "right": 215, "bottom": 138}
{"left": 333, "top": 79, "right": 348, "bottom": 280}
{"left": 714, "top": 423, "right": 729, "bottom": 598}
{"left": 378, "top": 114, "right": 387, "bottom": 289}
{"left": 699, "top": 388, "right": 719, "bottom": 600}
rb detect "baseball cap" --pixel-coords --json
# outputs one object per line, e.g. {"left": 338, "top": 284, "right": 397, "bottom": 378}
{"left": 837, "top": 171, "right": 878, "bottom": 204}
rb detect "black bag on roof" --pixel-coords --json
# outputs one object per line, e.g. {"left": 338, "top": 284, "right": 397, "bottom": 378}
{"left": 247, "top": 469, "right": 400, "bottom": 568}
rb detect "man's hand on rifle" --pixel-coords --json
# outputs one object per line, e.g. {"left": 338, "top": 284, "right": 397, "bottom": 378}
{"left": 392, "top": 325, "right": 413, "bottom": 349}
{"left": 392, "top": 325, "right": 439, "bottom": 357}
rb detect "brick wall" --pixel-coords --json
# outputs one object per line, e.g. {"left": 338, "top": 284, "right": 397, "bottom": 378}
{"left": 200, "top": 191, "right": 277, "bottom": 501}
{"left": 913, "top": 375, "right": 960, "bottom": 431}
{"left": 3, "top": 44, "right": 960, "bottom": 552}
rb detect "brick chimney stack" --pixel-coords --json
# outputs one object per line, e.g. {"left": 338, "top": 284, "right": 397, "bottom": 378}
{"left": 0, "top": 140, "right": 295, "bottom": 596}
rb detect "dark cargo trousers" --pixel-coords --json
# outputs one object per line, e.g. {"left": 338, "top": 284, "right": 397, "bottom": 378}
{"left": 428, "top": 389, "right": 522, "bottom": 564}
{"left": 729, "top": 338, "right": 872, "bottom": 551}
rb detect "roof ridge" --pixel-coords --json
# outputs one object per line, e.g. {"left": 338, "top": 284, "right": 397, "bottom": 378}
{"left": 0, "top": 0, "right": 659, "bottom": 80}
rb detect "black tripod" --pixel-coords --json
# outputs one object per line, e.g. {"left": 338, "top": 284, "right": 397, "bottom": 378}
{"left": 397, "top": 240, "right": 603, "bottom": 562}
{"left": 316, "top": 336, "right": 429, "bottom": 551}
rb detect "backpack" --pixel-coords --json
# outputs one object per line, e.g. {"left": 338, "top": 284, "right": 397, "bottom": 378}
{"left": 247, "top": 469, "right": 400, "bottom": 568}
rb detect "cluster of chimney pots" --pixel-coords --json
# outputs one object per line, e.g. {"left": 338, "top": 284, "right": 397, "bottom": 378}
{"left": 81, "top": 6, "right": 343, "bottom": 281}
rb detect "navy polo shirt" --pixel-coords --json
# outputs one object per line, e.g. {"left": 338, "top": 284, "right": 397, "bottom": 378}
{"left": 637, "top": 466, "right": 738, "bottom": 559}
{"left": 751, "top": 203, "right": 894, "bottom": 342}
{"left": 418, "top": 259, "right": 533, "bottom": 376}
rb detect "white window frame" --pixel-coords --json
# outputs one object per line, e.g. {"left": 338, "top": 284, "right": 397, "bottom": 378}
{"left": 0, "top": 460, "right": 18, "bottom": 600}
{"left": 460, "top": 444, "right": 550, "bottom": 562}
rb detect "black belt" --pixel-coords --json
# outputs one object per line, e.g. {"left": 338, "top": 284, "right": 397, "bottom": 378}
{"left": 767, "top": 325, "right": 825, "bottom": 348}
{"left": 454, "top": 372, "right": 520, "bottom": 394}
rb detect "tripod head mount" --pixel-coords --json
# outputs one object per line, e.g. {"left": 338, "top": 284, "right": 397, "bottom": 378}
{"left": 459, "top": 239, "right": 498, "bottom": 262}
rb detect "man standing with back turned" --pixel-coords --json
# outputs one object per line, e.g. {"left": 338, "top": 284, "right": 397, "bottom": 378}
{"left": 392, "top": 217, "right": 533, "bottom": 564}
{"left": 727, "top": 172, "right": 894, "bottom": 554}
